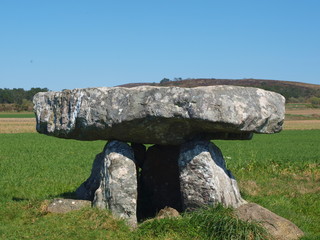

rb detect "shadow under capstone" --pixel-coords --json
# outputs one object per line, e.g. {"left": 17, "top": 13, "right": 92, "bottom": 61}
{"left": 137, "top": 144, "right": 182, "bottom": 221}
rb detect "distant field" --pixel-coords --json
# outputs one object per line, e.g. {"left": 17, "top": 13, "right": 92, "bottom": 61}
{"left": 286, "top": 108, "right": 320, "bottom": 115}
{"left": 284, "top": 120, "right": 320, "bottom": 130}
{"left": 285, "top": 107, "right": 320, "bottom": 120}
{"left": 284, "top": 106, "right": 320, "bottom": 130}
{"left": 0, "top": 118, "right": 36, "bottom": 133}
{"left": 286, "top": 103, "right": 312, "bottom": 109}
{"left": 0, "top": 109, "right": 319, "bottom": 133}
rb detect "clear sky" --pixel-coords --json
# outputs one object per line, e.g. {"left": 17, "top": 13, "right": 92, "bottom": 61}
{"left": 1, "top": 0, "right": 319, "bottom": 91}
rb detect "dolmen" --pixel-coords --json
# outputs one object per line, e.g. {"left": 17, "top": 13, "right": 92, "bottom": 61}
{"left": 33, "top": 85, "right": 285, "bottom": 226}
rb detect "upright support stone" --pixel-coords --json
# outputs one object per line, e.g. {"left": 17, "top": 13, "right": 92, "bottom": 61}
{"left": 76, "top": 140, "right": 138, "bottom": 226}
{"left": 178, "top": 140, "right": 245, "bottom": 210}
{"left": 76, "top": 152, "right": 105, "bottom": 201}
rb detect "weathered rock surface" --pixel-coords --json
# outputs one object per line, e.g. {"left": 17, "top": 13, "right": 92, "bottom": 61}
{"left": 33, "top": 86, "right": 285, "bottom": 145}
{"left": 76, "top": 140, "right": 137, "bottom": 226}
{"left": 140, "top": 207, "right": 181, "bottom": 225}
{"left": 178, "top": 140, "right": 245, "bottom": 210}
{"left": 235, "top": 202, "right": 304, "bottom": 240}
{"left": 155, "top": 207, "right": 181, "bottom": 219}
{"left": 46, "top": 198, "right": 91, "bottom": 213}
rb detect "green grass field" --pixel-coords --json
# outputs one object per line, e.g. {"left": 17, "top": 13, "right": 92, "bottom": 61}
{"left": 0, "top": 131, "right": 319, "bottom": 239}
{"left": 0, "top": 112, "right": 35, "bottom": 118}
{"left": 216, "top": 131, "right": 320, "bottom": 240}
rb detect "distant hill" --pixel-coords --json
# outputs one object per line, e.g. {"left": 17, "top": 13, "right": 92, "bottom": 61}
{"left": 118, "top": 78, "right": 320, "bottom": 102}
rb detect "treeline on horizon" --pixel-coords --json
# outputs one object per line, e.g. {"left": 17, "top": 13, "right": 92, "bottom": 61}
{"left": 0, "top": 87, "right": 48, "bottom": 112}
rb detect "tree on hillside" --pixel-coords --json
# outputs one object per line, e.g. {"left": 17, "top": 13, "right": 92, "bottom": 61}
{"left": 0, "top": 89, "right": 14, "bottom": 103}
{"left": 160, "top": 78, "right": 170, "bottom": 85}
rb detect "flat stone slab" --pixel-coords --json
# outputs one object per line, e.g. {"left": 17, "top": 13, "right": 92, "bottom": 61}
{"left": 33, "top": 86, "right": 285, "bottom": 145}
{"left": 46, "top": 198, "right": 91, "bottom": 213}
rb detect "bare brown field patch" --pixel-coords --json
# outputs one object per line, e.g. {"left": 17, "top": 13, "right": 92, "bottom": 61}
{"left": 285, "top": 108, "right": 320, "bottom": 115}
{"left": 283, "top": 120, "right": 320, "bottom": 130}
{"left": 239, "top": 180, "right": 260, "bottom": 196}
{"left": 0, "top": 118, "right": 36, "bottom": 133}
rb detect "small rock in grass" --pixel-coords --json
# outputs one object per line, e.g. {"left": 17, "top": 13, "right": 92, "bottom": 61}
{"left": 235, "top": 202, "right": 304, "bottom": 240}
{"left": 46, "top": 198, "right": 91, "bottom": 214}
{"left": 156, "top": 207, "right": 181, "bottom": 219}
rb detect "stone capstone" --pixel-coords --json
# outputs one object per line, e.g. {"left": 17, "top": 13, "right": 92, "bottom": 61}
{"left": 178, "top": 140, "right": 245, "bottom": 210}
{"left": 76, "top": 152, "right": 105, "bottom": 201}
{"left": 33, "top": 86, "right": 285, "bottom": 145}
{"left": 76, "top": 140, "right": 137, "bottom": 227}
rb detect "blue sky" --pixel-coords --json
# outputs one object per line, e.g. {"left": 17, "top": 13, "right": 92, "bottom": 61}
{"left": 1, "top": 0, "right": 319, "bottom": 91}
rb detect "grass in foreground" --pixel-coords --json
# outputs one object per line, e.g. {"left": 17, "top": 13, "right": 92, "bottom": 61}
{"left": 215, "top": 130, "right": 320, "bottom": 240}
{"left": 136, "top": 205, "right": 270, "bottom": 240}
{"left": 1, "top": 201, "right": 270, "bottom": 240}
{"left": 0, "top": 131, "right": 319, "bottom": 239}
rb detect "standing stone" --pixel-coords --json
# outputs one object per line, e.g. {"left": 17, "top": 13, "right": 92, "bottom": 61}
{"left": 178, "top": 140, "right": 245, "bottom": 210}
{"left": 76, "top": 152, "right": 106, "bottom": 201}
{"left": 76, "top": 140, "right": 137, "bottom": 226}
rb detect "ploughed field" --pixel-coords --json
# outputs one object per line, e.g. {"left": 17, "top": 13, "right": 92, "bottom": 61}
{"left": 284, "top": 104, "right": 320, "bottom": 130}
{"left": 0, "top": 111, "right": 319, "bottom": 239}
{"left": 0, "top": 112, "right": 36, "bottom": 134}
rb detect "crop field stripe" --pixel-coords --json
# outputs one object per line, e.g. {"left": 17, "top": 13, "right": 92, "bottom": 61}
{"left": 0, "top": 113, "right": 35, "bottom": 118}
{"left": 0, "top": 118, "right": 36, "bottom": 133}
